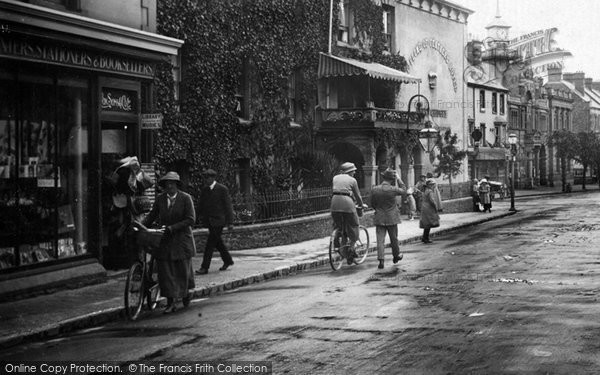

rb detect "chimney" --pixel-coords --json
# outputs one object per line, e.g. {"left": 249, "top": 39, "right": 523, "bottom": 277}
{"left": 547, "top": 67, "right": 562, "bottom": 83}
{"left": 585, "top": 78, "right": 593, "bottom": 90}
{"left": 563, "top": 72, "right": 586, "bottom": 93}
{"left": 592, "top": 81, "right": 600, "bottom": 92}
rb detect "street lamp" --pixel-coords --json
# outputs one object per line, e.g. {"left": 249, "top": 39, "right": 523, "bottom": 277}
{"left": 407, "top": 94, "right": 439, "bottom": 153}
{"left": 419, "top": 115, "right": 439, "bottom": 153}
{"left": 508, "top": 133, "right": 518, "bottom": 212}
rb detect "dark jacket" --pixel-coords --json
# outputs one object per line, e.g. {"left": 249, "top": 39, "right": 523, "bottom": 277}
{"left": 370, "top": 181, "right": 405, "bottom": 226}
{"left": 198, "top": 182, "right": 234, "bottom": 228}
{"left": 142, "top": 191, "right": 196, "bottom": 260}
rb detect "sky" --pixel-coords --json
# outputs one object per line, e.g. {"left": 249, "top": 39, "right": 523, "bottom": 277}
{"left": 452, "top": 0, "right": 600, "bottom": 79}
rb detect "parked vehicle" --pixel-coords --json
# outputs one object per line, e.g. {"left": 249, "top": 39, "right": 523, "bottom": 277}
{"left": 488, "top": 181, "right": 507, "bottom": 199}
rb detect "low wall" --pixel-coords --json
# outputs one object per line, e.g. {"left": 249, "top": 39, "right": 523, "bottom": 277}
{"left": 193, "top": 197, "right": 472, "bottom": 252}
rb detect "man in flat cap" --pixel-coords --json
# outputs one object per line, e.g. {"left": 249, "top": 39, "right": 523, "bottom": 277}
{"left": 196, "top": 169, "right": 235, "bottom": 275}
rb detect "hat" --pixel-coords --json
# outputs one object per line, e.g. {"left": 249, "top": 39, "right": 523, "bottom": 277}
{"left": 426, "top": 178, "right": 436, "bottom": 186}
{"left": 480, "top": 178, "right": 488, "bottom": 184}
{"left": 203, "top": 169, "right": 217, "bottom": 177}
{"left": 159, "top": 171, "right": 181, "bottom": 187}
{"left": 381, "top": 169, "right": 397, "bottom": 181}
{"left": 340, "top": 162, "right": 357, "bottom": 174}
{"left": 117, "top": 156, "right": 140, "bottom": 170}
{"left": 426, "top": 172, "right": 433, "bottom": 178}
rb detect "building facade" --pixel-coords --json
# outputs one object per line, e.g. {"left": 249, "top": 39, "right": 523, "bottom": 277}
{"left": 0, "top": 0, "right": 182, "bottom": 296}
{"left": 315, "top": 0, "right": 472, "bottom": 190}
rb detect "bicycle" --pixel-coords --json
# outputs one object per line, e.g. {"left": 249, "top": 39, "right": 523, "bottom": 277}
{"left": 329, "top": 207, "right": 370, "bottom": 271}
{"left": 124, "top": 226, "right": 162, "bottom": 321}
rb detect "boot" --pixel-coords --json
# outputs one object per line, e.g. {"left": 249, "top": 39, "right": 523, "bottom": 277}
{"left": 378, "top": 259, "right": 384, "bottom": 269}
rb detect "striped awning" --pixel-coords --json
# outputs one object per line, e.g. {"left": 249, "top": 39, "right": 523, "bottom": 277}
{"left": 318, "top": 52, "right": 421, "bottom": 84}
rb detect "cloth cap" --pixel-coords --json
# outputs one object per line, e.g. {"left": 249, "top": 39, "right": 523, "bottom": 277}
{"left": 381, "top": 169, "right": 397, "bottom": 181}
{"left": 340, "top": 162, "right": 357, "bottom": 174}
{"left": 426, "top": 178, "right": 436, "bottom": 186}
{"left": 159, "top": 171, "right": 181, "bottom": 187}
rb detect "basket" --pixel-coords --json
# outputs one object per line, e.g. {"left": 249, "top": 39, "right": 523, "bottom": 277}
{"left": 136, "top": 230, "right": 163, "bottom": 249}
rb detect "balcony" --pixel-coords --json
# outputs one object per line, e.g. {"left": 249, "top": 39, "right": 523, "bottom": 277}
{"left": 316, "top": 107, "right": 424, "bottom": 131}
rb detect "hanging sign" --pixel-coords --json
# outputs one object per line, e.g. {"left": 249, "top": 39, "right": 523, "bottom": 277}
{"left": 141, "top": 113, "right": 163, "bottom": 129}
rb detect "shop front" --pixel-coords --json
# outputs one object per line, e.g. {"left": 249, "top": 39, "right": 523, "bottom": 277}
{"left": 0, "top": 1, "right": 182, "bottom": 298}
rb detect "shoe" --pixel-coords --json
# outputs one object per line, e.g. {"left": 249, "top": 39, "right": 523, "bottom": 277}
{"left": 393, "top": 254, "right": 403, "bottom": 264}
{"left": 378, "top": 260, "right": 384, "bottom": 269}
{"left": 163, "top": 304, "right": 177, "bottom": 314}
{"left": 182, "top": 294, "right": 191, "bottom": 307}
{"left": 423, "top": 239, "right": 433, "bottom": 244}
{"left": 219, "top": 261, "right": 234, "bottom": 271}
{"left": 195, "top": 268, "right": 208, "bottom": 275}
{"left": 347, "top": 257, "right": 354, "bottom": 265}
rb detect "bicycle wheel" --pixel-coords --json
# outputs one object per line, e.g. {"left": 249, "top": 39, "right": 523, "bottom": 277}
{"left": 329, "top": 229, "right": 344, "bottom": 271}
{"left": 353, "top": 226, "right": 370, "bottom": 264}
{"left": 146, "top": 257, "right": 161, "bottom": 310}
{"left": 124, "top": 262, "right": 144, "bottom": 321}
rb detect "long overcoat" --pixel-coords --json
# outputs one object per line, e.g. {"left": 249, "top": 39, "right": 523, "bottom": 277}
{"left": 143, "top": 191, "right": 196, "bottom": 260}
{"left": 419, "top": 187, "right": 440, "bottom": 229}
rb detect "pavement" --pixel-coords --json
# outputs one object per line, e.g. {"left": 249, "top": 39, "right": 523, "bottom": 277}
{"left": 0, "top": 185, "right": 592, "bottom": 349}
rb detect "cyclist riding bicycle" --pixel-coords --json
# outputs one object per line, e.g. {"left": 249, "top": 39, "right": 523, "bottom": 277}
{"left": 331, "top": 162, "right": 366, "bottom": 264}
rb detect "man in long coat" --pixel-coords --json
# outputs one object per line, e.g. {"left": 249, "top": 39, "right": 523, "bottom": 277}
{"left": 370, "top": 169, "right": 406, "bottom": 269}
{"left": 142, "top": 171, "right": 196, "bottom": 313}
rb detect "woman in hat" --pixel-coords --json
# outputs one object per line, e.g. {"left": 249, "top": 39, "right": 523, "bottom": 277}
{"left": 331, "top": 162, "right": 366, "bottom": 264}
{"left": 478, "top": 178, "right": 492, "bottom": 213}
{"left": 142, "top": 171, "right": 196, "bottom": 313}
{"left": 419, "top": 178, "right": 441, "bottom": 244}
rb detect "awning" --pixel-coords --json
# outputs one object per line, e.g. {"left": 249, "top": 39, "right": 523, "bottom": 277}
{"left": 318, "top": 52, "right": 421, "bottom": 84}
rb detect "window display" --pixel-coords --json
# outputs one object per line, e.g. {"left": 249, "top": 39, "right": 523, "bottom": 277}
{"left": 0, "top": 70, "right": 89, "bottom": 270}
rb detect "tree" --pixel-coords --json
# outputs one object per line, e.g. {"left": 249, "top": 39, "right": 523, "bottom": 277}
{"left": 573, "top": 132, "right": 599, "bottom": 190}
{"left": 433, "top": 130, "right": 468, "bottom": 197}
{"left": 549, "top": 129, "right": 578, "bottom": 192}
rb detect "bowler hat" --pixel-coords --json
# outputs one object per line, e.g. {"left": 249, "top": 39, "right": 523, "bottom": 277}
{"left": 203, "top": 169, "right": 217, "bottom": 177}
{"left": 159, "top": 171, "right": 181, "bottom": 187}
{"left": 381, "top": 169, "right": 397, "bottom": 181}
{"left": 340, "top": 162, "right": 357, "bottom": 174}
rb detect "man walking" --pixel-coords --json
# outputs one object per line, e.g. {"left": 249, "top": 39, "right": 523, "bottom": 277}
{"left": 196, "top": 169, "right": 235, "bottom": 275}
{"left": 370, "top": 169, "right": 406, "bottom": 269}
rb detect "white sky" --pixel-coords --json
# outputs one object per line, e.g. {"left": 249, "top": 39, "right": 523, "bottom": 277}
{"left": 452, "top": 0, "right": 600, "bottom": 79}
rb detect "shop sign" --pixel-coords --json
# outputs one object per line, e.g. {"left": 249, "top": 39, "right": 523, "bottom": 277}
{"left": 0, "top": 34, "right": 154, "bottom": 78}
{"left": 101, "top": 88, "right": 136, "bottom": 113}
{"left": 141, "top": 113, "right": 163, "bottom": 129}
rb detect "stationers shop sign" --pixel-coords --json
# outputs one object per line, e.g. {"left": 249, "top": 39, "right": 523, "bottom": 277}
{"left": 0, "top": 34, "right": 154, "bottom": 78}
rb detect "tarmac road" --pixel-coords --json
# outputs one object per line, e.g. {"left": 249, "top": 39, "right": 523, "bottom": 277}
{"left": 1, "top": 193, "right": 600, "bottom": 374}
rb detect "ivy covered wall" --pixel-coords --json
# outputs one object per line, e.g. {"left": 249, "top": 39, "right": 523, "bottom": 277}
{"left": 154, "top": 0, "right": 408, "bottom": 196}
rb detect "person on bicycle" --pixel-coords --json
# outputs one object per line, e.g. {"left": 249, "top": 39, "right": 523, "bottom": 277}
{"left": 331, "top": 162, "right": 365, "bottom": 264}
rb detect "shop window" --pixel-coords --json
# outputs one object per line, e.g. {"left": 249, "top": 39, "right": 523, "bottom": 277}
{"left": 479, "top": 90, "right": 485, "bottom": 112}
{"left": 492, "top": 92, "right": 497, "bottom": 114}
{"left": 0, "top": 71, "right": 89, "bottom": 271}
{"left": 382, "top": 6, "right": 394, "bottom": 52}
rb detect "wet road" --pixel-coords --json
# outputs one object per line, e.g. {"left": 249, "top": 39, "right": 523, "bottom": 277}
{"left": 2, "top": 193, "right": 600, "bottom": 374}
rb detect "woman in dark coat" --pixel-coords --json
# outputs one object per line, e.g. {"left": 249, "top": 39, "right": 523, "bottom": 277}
{"left": 419, "top": 179, "right": 440, "bottom": 244}
{"left": 142, "top": 172, "right": 196, "bottom": 313}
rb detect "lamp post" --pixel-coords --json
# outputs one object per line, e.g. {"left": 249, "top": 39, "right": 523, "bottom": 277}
{"left": 508, "top": 133, "right": 518, "bottom": 212}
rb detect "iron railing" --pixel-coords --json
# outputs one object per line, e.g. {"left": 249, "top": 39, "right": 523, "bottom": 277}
{"left": 231, "top": 187, "right": 372, "bottom": 225}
